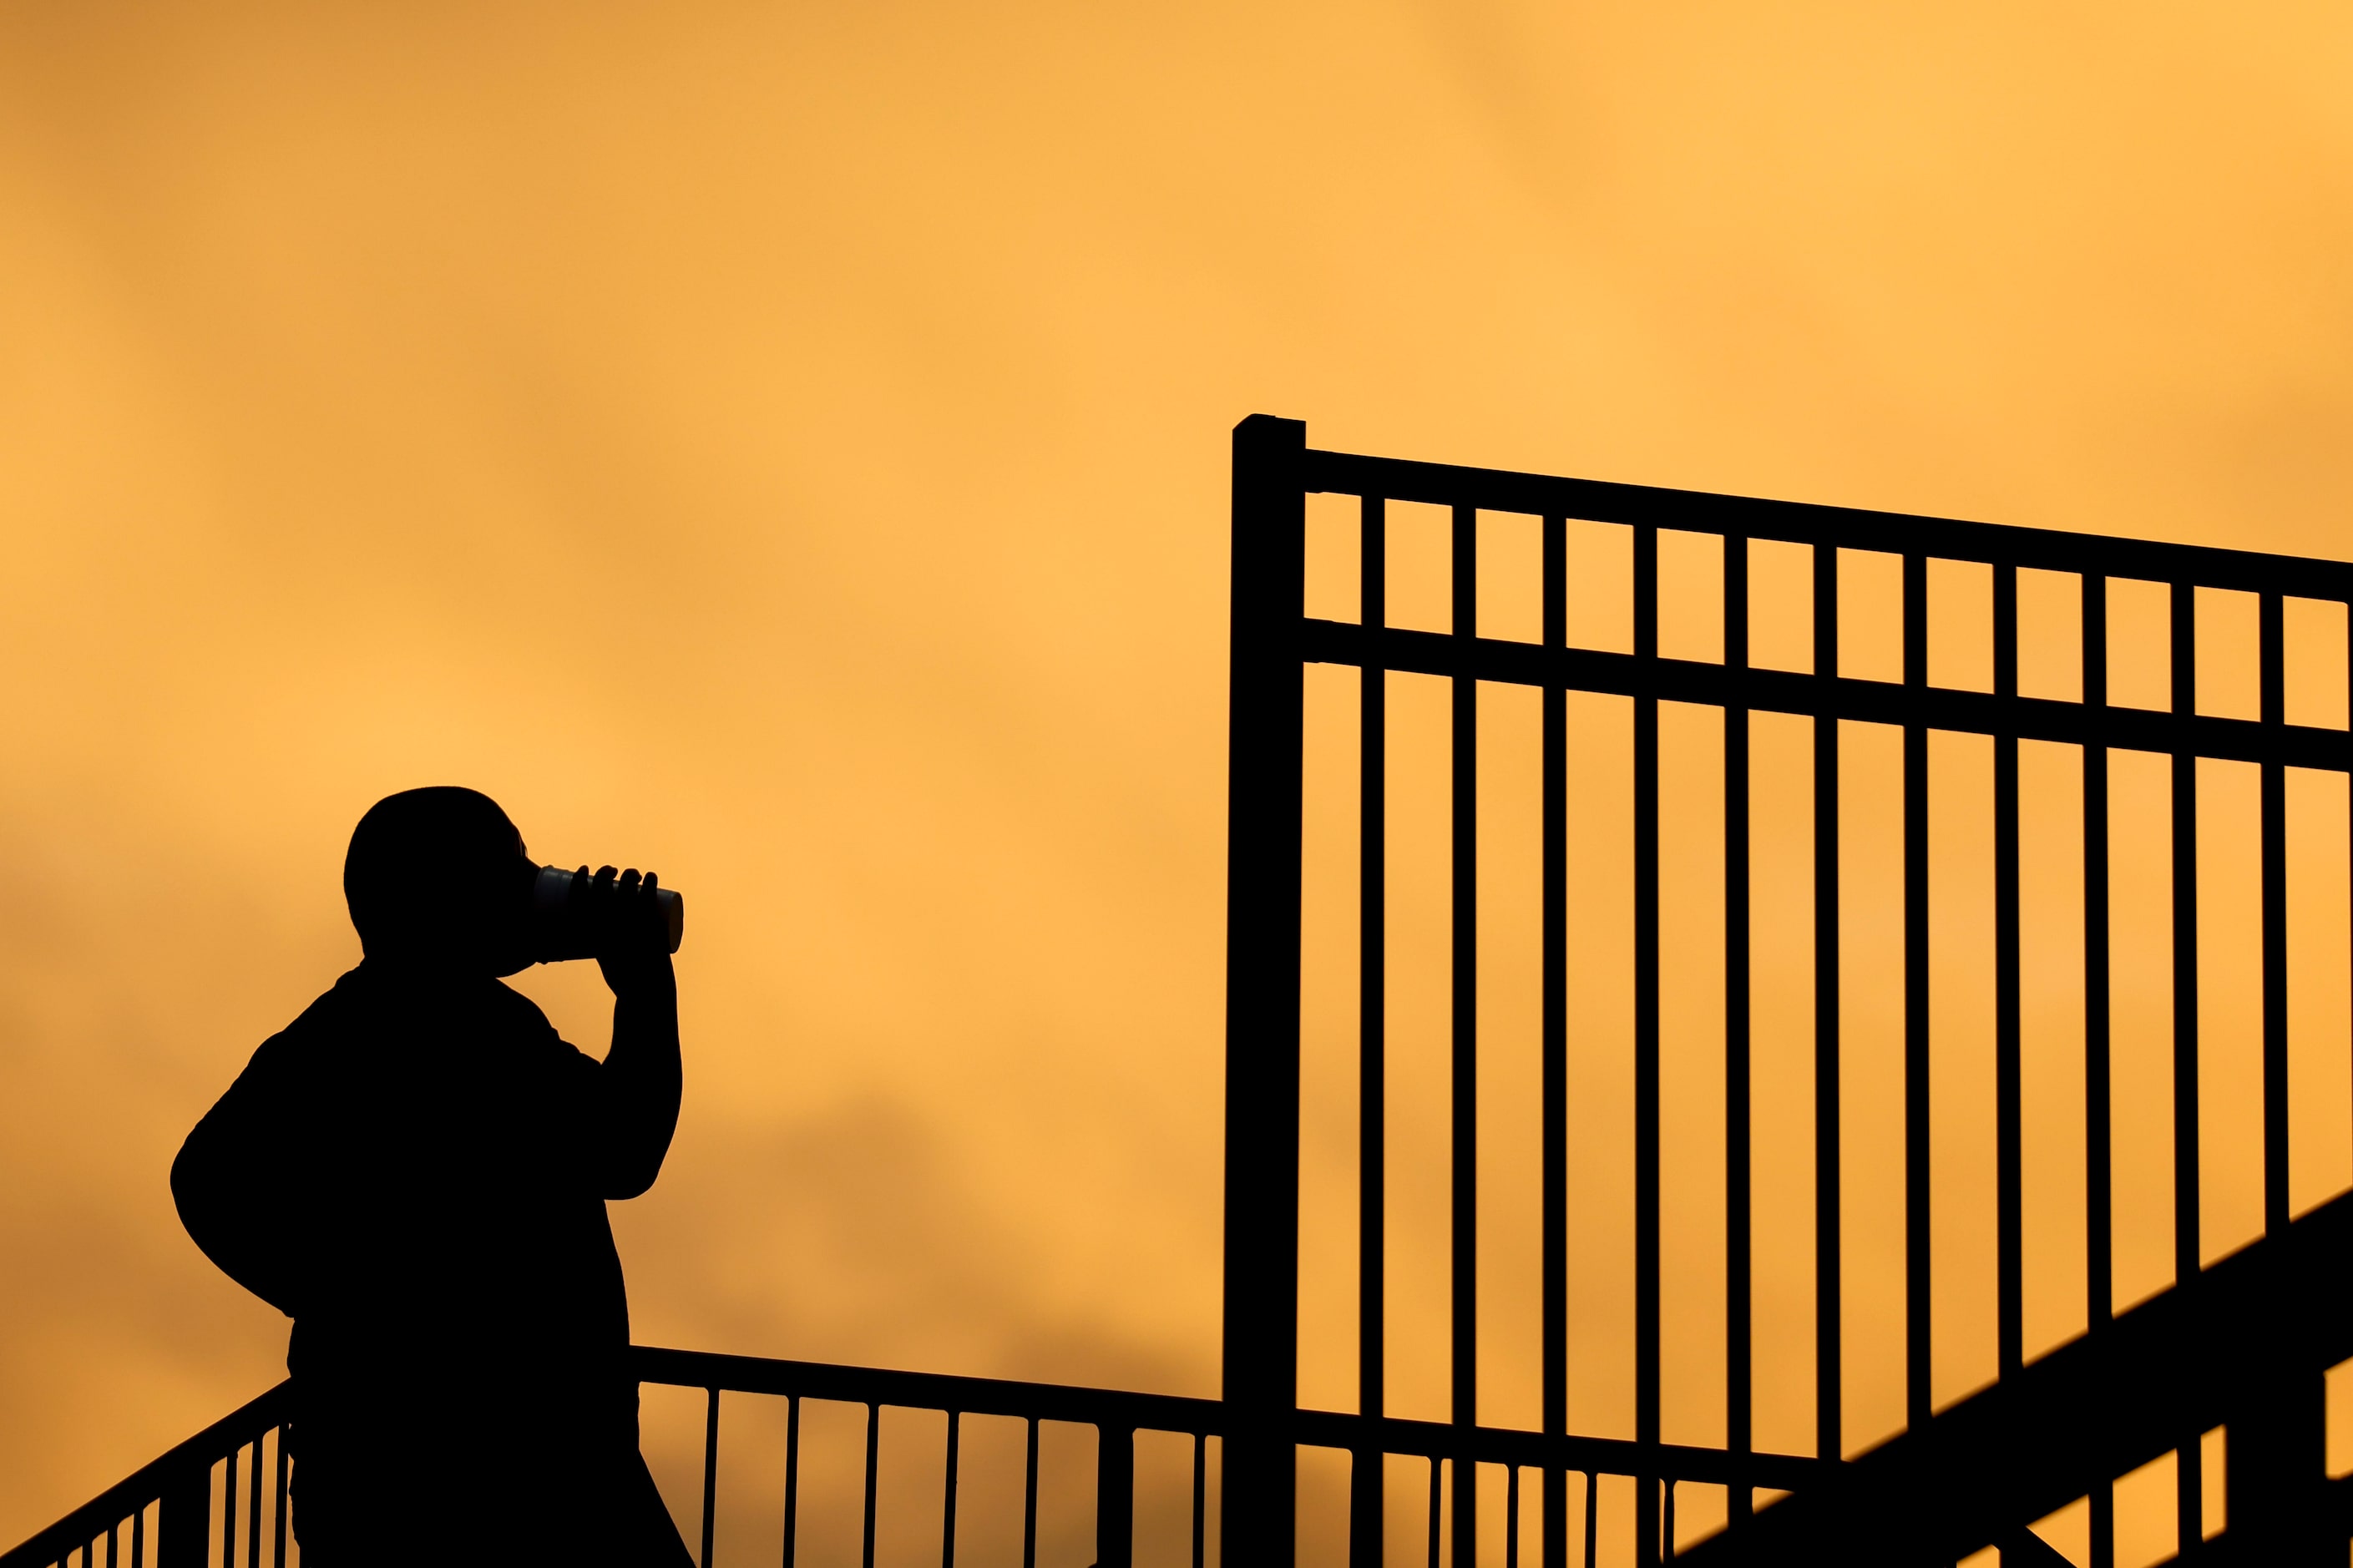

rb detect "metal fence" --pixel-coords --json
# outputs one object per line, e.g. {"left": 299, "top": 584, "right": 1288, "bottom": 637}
{"left": 3, "top": 1352, "right": 1226, "bottom": 1568}
{"left": 1222, "top": 414, "right": 2353, "bottom": 1566}
{"left": 0, "top": 1383, "right": 291, "bottom": 1568}
{"left": 17, "top": 419, "right": 2353, "bottom": 1567}
{"left": 631, "top": 1347, "right": 1222, "bottom": 1568}
{"left": 4, "top": 1347, "right": 1837, "bottom": 1568}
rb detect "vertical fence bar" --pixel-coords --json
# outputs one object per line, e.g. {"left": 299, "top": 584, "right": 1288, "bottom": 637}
{"left": 2170, "top": 581, "right": 2203, "bottom": 1294}
{"left": 1451, "top": 501, "right": 1480, "bottom": 1568}
{"left": 1193, "top": 1433, "right": 1208, "bottom": 1568}
{"left": 1542, "top": 511, "right": 1569, "bottom": 1568}
{"left": 782, "top": 1396, "right": 801, "bottom": 1568}
{"left": 1901, "top": 551, "right": 1931, "bottom": 1435}
{"left": 1583, "top": 1473, "right": 1599, "bottom": 1568}
{"left": 2138, "top": 581, "right": 2199, "bottom": 1568}
{"left": 272, "top": 1427, "right": 287, "bottom": 1568}
{"left": 703, "top": 1388, "right": 722, "bottom": 1568}
{"left": 1223, "top": 414, "right": 1307, "bottom": 1565}
{"left": 1024, "top": 1419, "right": 1040, "bottom": 1568}
{"left": 2083, "top": 573, "right": 2113, "bottom": 1327}
{"left": 221, "top": 1444, "right": 236, "bottom": 1568}
{"left": 1725, "top": 531, "right": 1753, "bottom": 1528}
{"left": 1634, "top": 521, "right": 1662, "bottom": 1565}
{"left": 1354, "top": 492, "right": 1388, "bottom": 1568}
{"left": 1507, "top": 1464, "right": 1521, "bottom": 1568}
{"left": 2232, "top": 586, "right": 2328, "bottom": 1562}
{"left": 1995, "top": 565, "right": 2024, "bottom": 1382}
{"left": 2085, "top": 574, "right": 2117, "bottom": 1568}
{"left": 1099, "top": 1425, "right": 1135, "bottom": 1568}
{"left": 863, "top": 1404, "right": 881, "bottom": 1568}
{"left": 1813, "top": 543, "right": 1844, "bottom": 1466}
{"left": 245, "top": 1439, "right": 261, "bottom": 1568}
{"left": 1426, "top": 1459, "right": 1442, "bottom": 1568}
{"left": 131, "top": 1504, "right": 144, "bottom": 1568}
{"left": 942, "top": 1411, "right": 960, "bottom": 1568}
{"left": 2260, "top": 589, "right": 2288, "bottom": 1237}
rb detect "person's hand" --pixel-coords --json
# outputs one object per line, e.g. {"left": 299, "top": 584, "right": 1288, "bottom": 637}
{"left": 584, "top": 866, "right": 675, "bottom": 997}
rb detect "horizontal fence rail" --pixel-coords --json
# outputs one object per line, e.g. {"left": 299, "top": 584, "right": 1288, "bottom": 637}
{"left": 1300, "top": 447, "right": 2353, "bottom": 600}
{"left": 0, "top": 1383, "right": 290, "bottom": 1568}
{"left": 635, "top": 1349, "right": 1841, "bottom": 1568}
{"left": 1295, "top": 619, "right": 2352, "bottom": 772}
{"left": 6, "top": 1350, "right": 1839, "bottom": 1568}
{"left": 1226, "top": 415, "right": 2353, "bottom": 1567}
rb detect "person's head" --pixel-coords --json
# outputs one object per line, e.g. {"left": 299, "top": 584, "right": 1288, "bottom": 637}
{"left": 344, "top": 787, "right": 536, "bottom": 975}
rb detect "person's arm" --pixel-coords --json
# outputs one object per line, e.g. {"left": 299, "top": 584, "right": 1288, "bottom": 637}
{"left": 172, "top": 1040, "right": 304, "bottom": 1315}
{"left": 589, "top": 868, "right": 682, "bottom": 1199}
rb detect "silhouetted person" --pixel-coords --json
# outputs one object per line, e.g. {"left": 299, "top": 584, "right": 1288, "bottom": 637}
{"left": 172, "top": 787, "right": 691, "bottom": 1564}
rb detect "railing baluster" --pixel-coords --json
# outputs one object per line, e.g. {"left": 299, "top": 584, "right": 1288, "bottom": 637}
{"left": 1507, "top": 1464, "right": 1521, "bottom": 1568}
{"left": 1582, "top": 1470, "right": 1598, "bottom": 1568}
{"left": 1425, "top": 1457, "right": 1441, "bottom": 1568}
{"left": 131, "top": 1503, "right": 144, "bottom": 1568}
{"left": 941, "top": 1410, "right": 960, "bottom": 1568}
{"left": 701, "top": 1388, "right": 722, "bottom": 1568}
{"left": 1635, "top": 522, "right": 1661, "bottom": 1565}
{"left": 1662, "top": 1478, "right": 1677, "bottom": 1562}
{"left": 2085, "top": 571, "right": 2116, "bottom": 1568}
{"left": 1902, "top": 550, "right": 1930, "bottom": 1437}
{"left": 1450, "top": 500, "right": 1479, "bottom": 1568}
{"left": 1542, "top": 510, "right": 1569, "bottom": 1568}
{"left": 1098, "top": 1424, "right": 1134, "bottom": 1568}
{"left": 1023, "top": 1418, "right": 1040, "bottom": 1568}
{"left": 2170, "top": 579, "right": 2203, "bottom": 1297}
{"left": 245, "top": 1438, "right": 260, "bottom": 1568}
{"left": 221, "top": 1446, "right": 237, "bottom": 1568}
{"left": 863, "top": 1404, "right": 880, "bottom": 1568}
{"left": 1813, "top": 542, "right": 1844, "bottom": 1469}
{"left": 1996, "top": 564, "right": 2025, "bottom": 1383}
{"left": 272, "top": 1426, "right": 287, "bottom": 1568}
{"left": 1725, "top": 529, "right": 1753, "bottom": 1530}
{"left": 1192, "top": 1432, "right": 1207, "bottom": 1568}
{"left": 2259, "top": 589, "right": 2288, "bottom": 1239}
{"left": 781, "top": 1396, "right": 801, "bottom": 1568}
{"left": 1356, "top": 492, "right": 1389, "bottom": 1568}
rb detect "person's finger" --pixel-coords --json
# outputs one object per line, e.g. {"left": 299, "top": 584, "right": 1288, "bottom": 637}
{"left": 593, "top": 865, "right": 619, "bottom": 889}
{"left": 618, "top": 868, "right": 643, "bottom": 894}
{"left": 641, "top": 871, "right": 660, "bottom": 893}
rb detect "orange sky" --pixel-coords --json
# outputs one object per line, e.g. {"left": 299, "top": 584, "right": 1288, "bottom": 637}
{"left": 4, "top": 4, "right": 2352, "bottom": 1563}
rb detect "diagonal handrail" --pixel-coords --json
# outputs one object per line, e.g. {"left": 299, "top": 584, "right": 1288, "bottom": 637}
{"left": 1675, "top": 1184, "right": 2353, "bottom": 1566}
{"left": 0, "top": 1382, "right": 290, "bottom": 1568}
{"left": 9, "top": 1347, "right": 1844, "bottom": 1568}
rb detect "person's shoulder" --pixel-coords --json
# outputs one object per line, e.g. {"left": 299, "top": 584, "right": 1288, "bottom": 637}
{"left": 230, "top": 969, "right": 367, "bottom": 1085}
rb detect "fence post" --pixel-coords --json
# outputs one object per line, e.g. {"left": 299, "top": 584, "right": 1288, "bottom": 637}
{"left": 1223, "top": 413, "right": 1307, "bottom": 1568}
{"left": 155, "top": 1459, "right": 210, "bottom": 1568}
{"left": 2226, "top": 1370, "right": 2330, "bottom": 1565}
{"left": 1098, "top": 1424, "right": 1136, "bottom": 1568}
